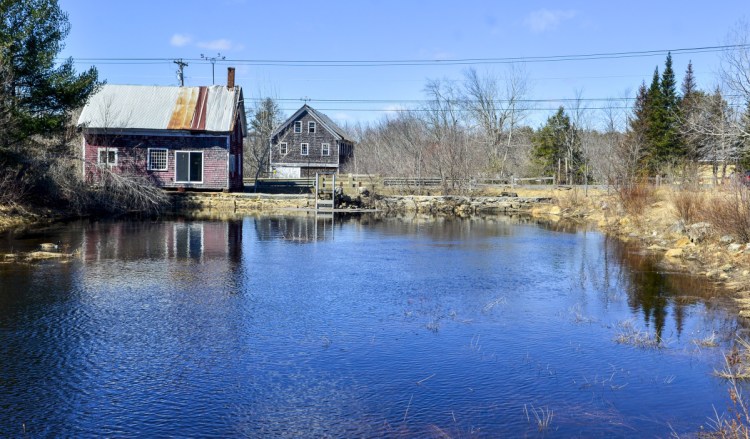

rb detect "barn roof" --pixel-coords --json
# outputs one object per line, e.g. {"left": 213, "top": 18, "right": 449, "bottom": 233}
{"left": 77, "top": 84, "right": 246, "bottom": 135}
{"left": 272, "top": 104, "right": 354, "bottom": 142}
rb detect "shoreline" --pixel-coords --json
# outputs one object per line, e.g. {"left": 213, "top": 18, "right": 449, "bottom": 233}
{"left": 3, "top": 188, "right": 749, "bottom": 318}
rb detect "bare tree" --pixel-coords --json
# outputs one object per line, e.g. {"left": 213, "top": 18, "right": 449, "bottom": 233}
{"left": 680, "top": 88, "right": 742, "bottom": 183}
{"left": 422, "top": 78, "right": 477, "bottom": 193}
{"left": 461, "top": 65, "right": 530, "bottom": 178}
{"left": 722, "top": 20, "right": 750, "bottom": 108}
{"left": 245, "top": 97, "right": 283, "bottom": 186}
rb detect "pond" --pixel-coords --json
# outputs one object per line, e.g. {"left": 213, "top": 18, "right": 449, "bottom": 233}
{"left": 0, "top": 214, "right": 745, "bottom": 437}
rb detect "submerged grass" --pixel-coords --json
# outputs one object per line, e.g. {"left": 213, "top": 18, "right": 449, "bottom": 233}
{"left": 715, "top": 338, "right": 750, "bottom": 380}
{"left": 614, "top": 319, "right": 666, "bottom": 349}
{"left": 523, "top": 404, "right": 554, "bottom": 432}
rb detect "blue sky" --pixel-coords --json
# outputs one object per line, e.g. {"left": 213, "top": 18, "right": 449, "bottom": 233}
{"left": 58, "top": 0, "right": 748, "bottom": 127}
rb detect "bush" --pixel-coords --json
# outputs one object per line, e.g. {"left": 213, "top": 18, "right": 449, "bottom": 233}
{"left": 700, "top": 183, "right": 750, "bottom": 243}
{"left": 671, "top": 189, "right": 705, "bottom": 224}
{"left": 616, "top": 180, "right": 656, "bottom": 215}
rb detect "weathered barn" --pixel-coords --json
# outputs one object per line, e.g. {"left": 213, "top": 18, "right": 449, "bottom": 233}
{"left": 77, "top": 69, "right": 246, "bottom": 191}
{"left": 269, "top": 104, "right": 354, "bottom": 177}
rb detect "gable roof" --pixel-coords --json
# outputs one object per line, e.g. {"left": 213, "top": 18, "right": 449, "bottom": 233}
{"left": 77, "top": 84, "right": 246, "bottom": 135}
{"left": 272, "top": 104, "right": 354, "bottom": 142}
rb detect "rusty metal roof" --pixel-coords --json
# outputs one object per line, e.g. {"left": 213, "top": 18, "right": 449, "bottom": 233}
{"left": 77, "top": 84, "right": 245, "bottom": 134}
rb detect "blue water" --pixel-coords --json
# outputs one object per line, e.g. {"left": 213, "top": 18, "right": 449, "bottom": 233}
{"left": 0, "top": 215, "right": 742, "bottom": 437}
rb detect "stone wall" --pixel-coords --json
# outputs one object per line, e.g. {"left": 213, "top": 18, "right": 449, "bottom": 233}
{"left": 171, "top": 192, "right": 313, "bottom": 214}
{"left": 366, "top": 195, "right": 552, "bottom": 215}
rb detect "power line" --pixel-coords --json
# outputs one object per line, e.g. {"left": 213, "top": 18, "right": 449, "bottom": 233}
{"left": 60, "top": 43, "right": 750, "bottom": 67}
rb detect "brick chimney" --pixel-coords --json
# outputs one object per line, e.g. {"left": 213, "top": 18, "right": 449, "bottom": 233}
{"left": 227, "top": 67, "right": 235, "bottom": 89}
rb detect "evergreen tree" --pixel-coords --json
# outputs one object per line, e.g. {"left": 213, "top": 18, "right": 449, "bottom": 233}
{"left": 642, "top": 67, "right": 665, "bottom": 172}
{"left": 639, "top": 54, "right": 685, "bottom": 173}
{"left": 0, "top": 0, "right": 98, "bottom": 148}
{"left": 0, "top": 0, "right": 99, "bottom": 203}
{"left": 659, "top": 52, "right": 683, "bottom": 164}
{"left": 531, "top": 106, "right": 584, "bottom": 183}
{"left": 681, "top": 60, "right": 696, "bottom": 101}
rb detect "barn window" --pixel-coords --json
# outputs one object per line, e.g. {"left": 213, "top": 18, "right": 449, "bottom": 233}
{"left": 308, "top": 121, "right": 316, "bottom": 133}
{"left": 148, "top": 148, "right": 168, "bottom": 171}
{"left": 300, "top": 143, "right": 309, "bottom": 156}
{"left": 321, "top": 143, "right": 330, "bottom": 156}
{"left": 175, "top": 151, "right": 203, "bottom": 183}
{"left": 294, "top": 121, "right": 302, "bottom": 133}
{"left": 97, "top": 148, "right": 117, "bottom": 166}
{"left": 279, "top": 142, "right": 288, "bottom": 154}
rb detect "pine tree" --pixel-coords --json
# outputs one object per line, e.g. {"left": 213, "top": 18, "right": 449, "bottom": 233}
{"left": 639, "top": 54, "right": 685, "bottom": 173}
{"left": 642, "top": 67, "right": 665, "bottom": 172}
{"left": 0, "top": 0, "right": 99, "bottom": 203}
{"left": 0, "top": 0, "right": 98, "bottom": 148}
{"left": 681, "top": 60, "right": 696, "bottom": 102}
{"left": 659, "top": 52, "right": 683, "bottom": 164}
{"left": 531, "top": 106, "right": 584, "bottom": 183}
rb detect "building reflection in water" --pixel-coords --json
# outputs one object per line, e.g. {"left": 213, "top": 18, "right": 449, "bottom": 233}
{"left": 81, "top": 220, "right": 242, "bottom": 264}
{"left": 253, "top": 212, "right": 340, "bottom": 243}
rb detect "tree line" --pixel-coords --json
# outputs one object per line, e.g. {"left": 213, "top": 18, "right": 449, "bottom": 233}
{"left": 246, "top": 26, "right": 750, "bottom": 192}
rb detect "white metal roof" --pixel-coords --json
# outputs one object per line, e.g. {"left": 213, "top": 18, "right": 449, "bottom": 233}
{"left": 77, "top": 84, "right": 244, "bottom": 134}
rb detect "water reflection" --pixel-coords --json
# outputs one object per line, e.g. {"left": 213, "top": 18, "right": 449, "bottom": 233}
{"left": 81, "top": 220, "right": 242, "bottom": 263}
{"left": 0, "top": 214, "right": 744, "bottom": 437}
{"left": 253, "top": 213, "right": 339, "bottom": 243}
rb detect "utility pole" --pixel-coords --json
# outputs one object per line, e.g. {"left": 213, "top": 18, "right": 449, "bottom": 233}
{"left": 200, "top": 52, "right": 225, "bottom": 85}
{"left": 173, "top": 59, "right": 188, "bottom": 86}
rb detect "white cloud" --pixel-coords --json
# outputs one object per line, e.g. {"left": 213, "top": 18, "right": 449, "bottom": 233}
{"left": 197, "top": 39, "right": 233, "bottom": 51}
{"left": 383, "top": 104, "right": 407, "bottom": 117}
{"left": 524, "top": 9, "right": 577, "bottom": 33}
{"left": 170, "top": 33, "right": 192, "bottom": 47}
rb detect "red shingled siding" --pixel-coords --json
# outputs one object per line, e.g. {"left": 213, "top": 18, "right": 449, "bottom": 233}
{"left": 83, "top": 133, "right": 232, "bottom": 190}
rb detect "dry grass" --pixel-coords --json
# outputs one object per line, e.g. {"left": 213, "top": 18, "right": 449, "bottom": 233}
{"left": 524, "top": 404, "right": 554, "bottom": 432}
{"left": 616, "top": 180, "right": 657, "bottom": 216}
{"left": 671, "top": 189, "right": 706, "bottom": 224}
{"left": 715, "top": 338, "right": 750, "bottom": 380}
{"left": 699, "top": 184, "right": 750, "bottom": 243}
{"left": 614, "top": 319, "right": 665, "bottom": 349}
{"left": 705, "top": 350, "right": 750, "bottom": 439}
{"left": 693, "top": 332, "right": 720, "bottom": 348}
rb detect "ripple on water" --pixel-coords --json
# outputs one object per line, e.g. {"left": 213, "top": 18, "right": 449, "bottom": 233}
{"left": 0, "top": 216, "right": 742, "bottom": 437}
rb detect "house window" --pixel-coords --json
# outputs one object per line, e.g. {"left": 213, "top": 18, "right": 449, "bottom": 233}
{"left": 308, "top": 121, "right": 316, "bottom": 133}
{"left": 300, "top": 143, "right": 309, "bottom": 156}
{"left": 321, "top": 143, "right": 330, "bottom": 156}
{"left": 148, "top": 148, "right": 168, "bottom": 171}
{"left": 175, "top": 151, "right": 203, "bottom": 183}
{"left": 294, "top": 121, "right": 302, "bottom": 133}
{"left": 97, "top": 148, "right": 117, "bottom": 166}
{"left": 279, "top": 142, "right": 288, "bottom": 154}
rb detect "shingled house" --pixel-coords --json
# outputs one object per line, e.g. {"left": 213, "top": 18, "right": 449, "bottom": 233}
{"left": 77, "top": 69, "right": 246, "bottom": 191}
{"left": 269, "top": 104, "right": 354, "bottom": 178}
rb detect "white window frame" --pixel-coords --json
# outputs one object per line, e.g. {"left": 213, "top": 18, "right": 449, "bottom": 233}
{"left": 174, "top": 151, "right": 204, "bottom": 184}
{"left": 308, "top": 121, "right": 316, "bottom": 133}
{"left": 147, "top": 148, "right": 168, "bottom": 171}
{"left": 321, "top": 143, "right": 330, "bottom": 156}
{"left": 300, "top": 143, "right": 309, "bottom": 156}
{"left": 97, "top": 147, "right": 117, "bottom": 167}
{"left": 279, "top": 142, "right": 288, "bottom": 154}
{"left": 294, "top": 121, "right": 302, "bottom": 133}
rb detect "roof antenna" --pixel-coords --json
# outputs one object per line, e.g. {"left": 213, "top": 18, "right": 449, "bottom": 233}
{"left": 301, "top": 96, "right": 311, "bottom": 104}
